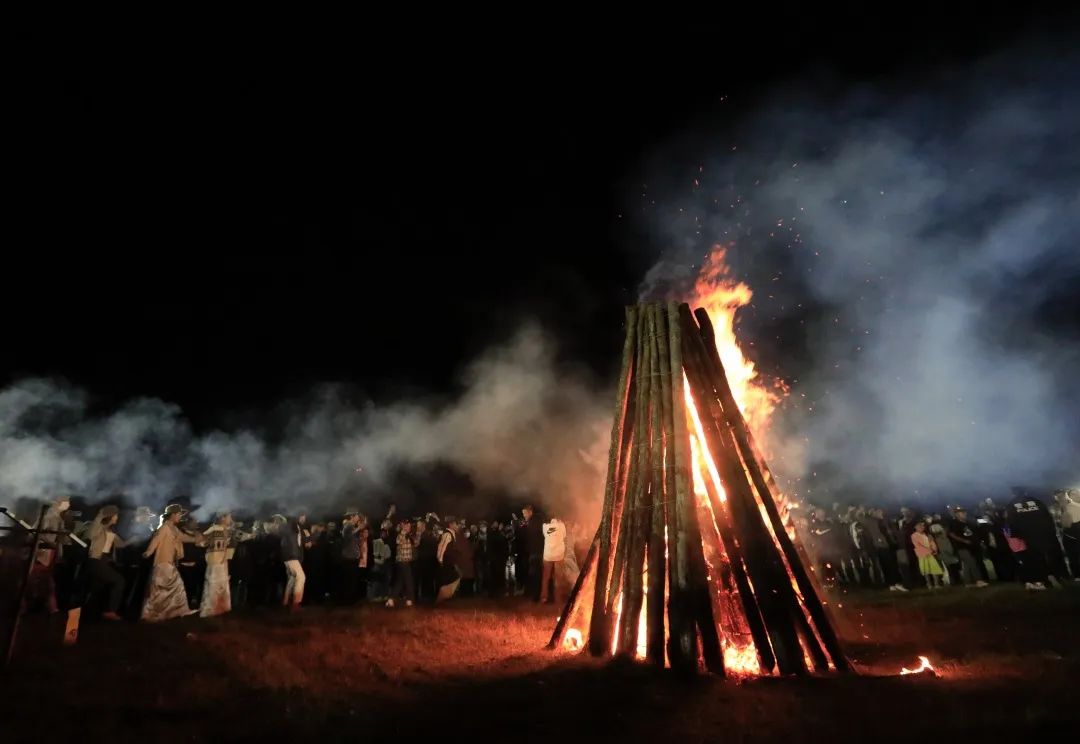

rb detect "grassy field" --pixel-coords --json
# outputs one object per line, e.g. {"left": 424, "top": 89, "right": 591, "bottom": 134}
{"left": 3, "top": 584, "right": 1078, "bottom": 742}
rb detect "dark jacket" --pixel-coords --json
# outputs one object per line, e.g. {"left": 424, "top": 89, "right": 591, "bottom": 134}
{"left": 280, "top": 522, "right": 304, "bottom": 562}
{"left": 523, "top": 518, "right": 545, "bottom": 558}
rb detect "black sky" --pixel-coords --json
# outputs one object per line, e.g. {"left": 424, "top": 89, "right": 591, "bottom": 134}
{"left": 7, "top": 14, "right": 1072, "bottom": 429}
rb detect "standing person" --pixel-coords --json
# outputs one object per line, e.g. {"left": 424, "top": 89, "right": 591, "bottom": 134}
{"left": 487, "top": 520, "right": 510, "bottom": 598}
{"left": 415, "top": 519, "right": 438, "bottom": 602}
{"left": 898, "top": 507, "right": 922, "bottom": 588}
{"left": 199, "top": 512, "right": 246, "bottom": 617}
{"left": 386, "top": 520, "right": 416, "bottom": 608}
{"left": 369, "top": 527, "right": 392, "bottom": 601}
{"left": 305, "top": 524, "right": 328, "bottom": 604}
{"left": 911, "top": 521, "right": 944, "bottom": 590}
{"left": 436, "top": 517, "right": 462, "bottom": 603}
{"left": 121, "top": 507, "right": 157, "bottom": 618}
{"left": 521, "top": 505, "right": 545, "bottom": 602}
{"left": 26, "top": 497, "right": 71, "bottom": 614}
{"left": 870, "top": 507, "right": 907, "bottom": 591}
{"left": 1006, "top": 492, "right": 1065, "bottom": 588}
{"left": 929, "top": 522, "right": 959, "bottom": 585}
{"left": 83, "top": 505, "right": 129, "bottom": 621}
{"left": 980, "top": 500, "right": 1015, "bottom": 582}
{"left": 1055, "top": 489, "right": 1080, "bottom": 580}
{"left": 278, "top": 514, "right": 306, "bottom": 610}
{"left": 806, "top": 508, "right": 843, "bottom": 588}
{"left": 142, "top": 505, "right": 202, "bottom": 622}
{"left": 177, "top": 515, "right": 206, "bottom": 610}
{"left": 473, "top": 522, "right": 489, "bottom": 596}
{"left": 541, "top": 515, "right": 567, "bottom": 604}
{"left": 946, "top": 507, "right": 989, "bottom": 587}
{"left": 338, "top": 510, "right": 362, "bottom": 605}
{"left": 455, "top": 525, "right": 476, "bottom": 597}
{"left": 849, "top": 508, "right": 878, "bottom": 586}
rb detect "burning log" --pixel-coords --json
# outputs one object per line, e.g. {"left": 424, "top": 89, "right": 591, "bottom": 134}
{"left": 555, "top": 303, "right": 849, "bottom": 678}
{"left": 588, "top": 307, "right": 639, "bottom": 656}
{"left": 693, "top": 308, "right": 850, "bottom": 674}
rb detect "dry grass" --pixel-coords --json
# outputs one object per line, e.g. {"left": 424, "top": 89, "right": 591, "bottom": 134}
{"left": 3, "top": 587, "right": 1079, "bottom": 742}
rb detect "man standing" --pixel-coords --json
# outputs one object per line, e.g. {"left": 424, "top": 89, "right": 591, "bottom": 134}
{"left": 487, "top": 520, "right": 510, "bottom": 597}
{"left": 26, "top": 496, "right": 71, "bottom": 614}
{"left": 415, "top": 519, "right": 438, "bottom": 602}
{"left": 521, "top": 505, "right": 545, "bottom": 602}
{"left": 142, "top": 505, "right": 202, "bottom": 622}
{"left": 338, "top": 510, "right": 361, "bottom": 604}
{"left": 540, "top": 515, "right": 566, "bottom": 604}
{"left": 84, "top": 504, "right": 129, "bottom": 620}
{"left": 1008, "top": 491, "right": 1067, "bottom": 588}
{"left": 386, "top": 520, "right": 416, "bottom": 608}
{"left": 278, "top": 514, "right": 306, "bottom": 610}
{"left": 946, "top": 507, "right": 989, "bottom": 587}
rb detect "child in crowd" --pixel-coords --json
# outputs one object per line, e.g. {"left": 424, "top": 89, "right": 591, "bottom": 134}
{"left": 911, "top": 521, "right": 944, "bottom": 589}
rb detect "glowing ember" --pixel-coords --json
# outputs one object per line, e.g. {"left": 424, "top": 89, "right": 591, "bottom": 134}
{"left": 723, "top": 644, "right": 761, "bottom": 677}
{"left": 563, "top": 628, "right": 584, "bottom": 652}
{"left": 900, "top": 656, "right": 937, "bottom": 676}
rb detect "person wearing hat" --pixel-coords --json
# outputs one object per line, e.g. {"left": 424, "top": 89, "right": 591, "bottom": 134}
{"left": 141, "top": 504, "right": 203, "bottom": 621}
{"left": 84, "top": 505, "right": 130, "bottom": 620}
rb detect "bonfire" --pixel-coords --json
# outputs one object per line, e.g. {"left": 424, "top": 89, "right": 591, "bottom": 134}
{"left": 548, "top": 282, "right": 850, "bottom": 677}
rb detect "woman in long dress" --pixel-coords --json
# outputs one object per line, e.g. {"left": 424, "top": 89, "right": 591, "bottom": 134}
{"left": 142, "top": 504, "right": 202, "bottom": 622}
{"left": 199, "top": 512, "right": 250, "bottom": 617}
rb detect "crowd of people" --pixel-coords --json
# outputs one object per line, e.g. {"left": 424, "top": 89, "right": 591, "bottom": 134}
{"left": 5, "top": 499, "right": 582, "bottom": 624}
{"left": 794, "top": 489, "right": 1080, "bottom": 592}
{"left": 7, "top": 487, "right": 1078, "bottom": 629}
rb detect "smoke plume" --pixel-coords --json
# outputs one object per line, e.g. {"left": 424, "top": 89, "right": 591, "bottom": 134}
{"left": 638, "top": 38, "right": 1080, "bottom": 504}
{"left": 0, "top": 325, "right": 609, "bottom": 524}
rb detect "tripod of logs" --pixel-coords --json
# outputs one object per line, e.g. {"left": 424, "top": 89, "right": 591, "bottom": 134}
{"left": 549, "top": 303, "right": 850, "bottom": 676}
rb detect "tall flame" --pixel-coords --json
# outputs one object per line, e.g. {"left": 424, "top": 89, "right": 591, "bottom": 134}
{"left": 692, "top": 245, "right": 784, "bottom": 440}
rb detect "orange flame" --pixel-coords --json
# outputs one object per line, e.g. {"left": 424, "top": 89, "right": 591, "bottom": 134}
{"left": 563, "top": 628, "right": 584, "bottom": 652}
{"left": 900, "top": 656, "right": 937, "bottom": 676}
{"left": 692, "top": 245, "right": 785, "bottom": 441}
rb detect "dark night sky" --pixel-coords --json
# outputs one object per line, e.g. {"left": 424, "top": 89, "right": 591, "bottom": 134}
{"left": 7, "top": 13, "right": 1072, "bottom": 430}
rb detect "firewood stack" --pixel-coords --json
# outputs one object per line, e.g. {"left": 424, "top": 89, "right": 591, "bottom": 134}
{"left": 549, "top": 303, "right": 850, "bottom": 676}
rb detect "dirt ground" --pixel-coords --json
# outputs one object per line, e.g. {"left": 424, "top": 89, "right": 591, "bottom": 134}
{"left": 3, "top": 584, "right": 1078, "bottom": 742}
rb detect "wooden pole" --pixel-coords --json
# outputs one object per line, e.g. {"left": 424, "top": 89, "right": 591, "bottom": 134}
{"left": 602, "top": 307, "right": 648, "bottom": 654}
{"left": 548, "top": 536, "right": 599, "bottom": 649}
{"left": 618, "top": 306, "right": 655, "bottom": 656}
{"left": 588, "top": 307, "right": 638, "bottom": 656}
{"left": 664, "top": 302, "right": 700, "bottom": 673}
{"left": 646, "top": 305, "right": 668, "bottom": 667}
{"left": 4, "top": 505, "right": 49, "bottom": 667}
{"left": 679, "top": 305, "right": 806, "bottom": 675}
{"left": 693, "top": 308, "right": 849, "bottom": 672}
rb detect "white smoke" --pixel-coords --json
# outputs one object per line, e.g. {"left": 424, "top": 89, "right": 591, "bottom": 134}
{"left": 638, "top": 38, "right": 1080, "bottom": 502}
{"left": 0, "top": 325, "right": 609, "bottom": 523}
